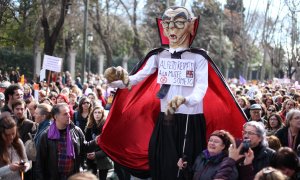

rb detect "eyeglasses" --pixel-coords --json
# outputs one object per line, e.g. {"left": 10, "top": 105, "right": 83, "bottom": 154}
{"left": 242, "top": 131, "right": 258, "bottom": 136}
{"left": 251, "top": 111, "right": 261, "bottom": 114}
{"left": 161, "top": 20, "right": 188, "bottom": 29}
{"left": 292, "top": 116, "right": 300, "bottom": 120}
{"left": 267, "top": 109, "right": 276, "bottom": 112}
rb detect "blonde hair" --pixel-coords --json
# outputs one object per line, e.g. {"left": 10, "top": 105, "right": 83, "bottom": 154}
{"left": 68, "top": 172, "right": 98, "bottom": 180}
{"left": 254, "top": 167, "right": 287, "bottom": 180}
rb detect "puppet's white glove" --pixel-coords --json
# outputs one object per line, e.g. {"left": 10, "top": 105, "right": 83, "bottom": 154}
{"left": 104, "top": 66, "right": 131, "bottom": 90}
{"left": 165, "top": 96, "right": 186, "bottom": 115}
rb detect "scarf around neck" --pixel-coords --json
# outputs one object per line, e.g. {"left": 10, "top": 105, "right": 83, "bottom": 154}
{"left": 47, "top": 122, "right": 75, "bottom": 158}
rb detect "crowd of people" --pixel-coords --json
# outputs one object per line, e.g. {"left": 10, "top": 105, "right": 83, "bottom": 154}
{"left": 0, "top": 72, "right": 299, "bottom": 180}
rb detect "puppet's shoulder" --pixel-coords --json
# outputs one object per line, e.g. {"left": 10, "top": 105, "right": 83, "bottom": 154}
{"left": 189, "top": 48, "right": 211, "bottom": 60}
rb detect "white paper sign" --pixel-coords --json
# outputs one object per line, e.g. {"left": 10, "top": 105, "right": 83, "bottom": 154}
{"left": 157, "top": 58, "right": 195, "bottom": 86}
{"left": 42, "top": 55, "right": 62, "bottom": 72}
{"left": 40, "top": 68, "right": 46, "bottom": 82}
{"left": 34, "top": 90, "right": 39, "bottom": 102}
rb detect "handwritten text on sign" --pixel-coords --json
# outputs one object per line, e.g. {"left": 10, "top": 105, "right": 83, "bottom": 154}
{"left": 157, "top": 58, "right": 195, "bottom": 86}
{"left": 42, "top": 55, "right": 62, "bottom": 72}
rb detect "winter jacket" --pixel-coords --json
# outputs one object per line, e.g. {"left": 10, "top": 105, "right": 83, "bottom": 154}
{"left": 275, "top": 126, "right": 300, "bottom": 151}
{"left": 85, "top": 123, "right": 113, "bottom": 170}
{"left": 238, "top": 144, "right": 275, "bottom": 180}
{"left": 35, "top": 123, "right": 96, "bottom": 180}
{"left": 193, "top": 150, "right": 238, "bottom": 180}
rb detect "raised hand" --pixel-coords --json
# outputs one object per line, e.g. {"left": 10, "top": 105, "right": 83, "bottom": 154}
{"left": 228, "top": 141, "right": 245, "bottom": 161}
{"left": 104, "top": 66, "right": 131, "bottom": 89}
{"left": 165, "top": 96, "right": 186, "bottom": 115}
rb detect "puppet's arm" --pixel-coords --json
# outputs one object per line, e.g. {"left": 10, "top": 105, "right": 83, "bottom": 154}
{"left": 104, "top": 66, "right": 131, "bottom": 89}
{"left": 105, "top": 55, "right": 158, "bottom": 89}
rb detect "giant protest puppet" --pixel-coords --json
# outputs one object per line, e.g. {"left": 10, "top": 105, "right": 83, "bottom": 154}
{"left": 99, "top": 6, "right": 247, "bottom": 180}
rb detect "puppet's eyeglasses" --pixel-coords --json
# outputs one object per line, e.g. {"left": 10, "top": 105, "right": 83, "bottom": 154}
{"left": 161, "top": 20, "right": 188, "bottom": 29}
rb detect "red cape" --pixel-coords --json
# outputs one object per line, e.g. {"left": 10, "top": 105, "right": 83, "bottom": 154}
{"left": 99, "top": 47, "right": 247, "bottom": 171}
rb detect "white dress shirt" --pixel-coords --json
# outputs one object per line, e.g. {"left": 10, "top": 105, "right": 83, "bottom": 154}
{"left": 110, "top": 48, "right": 208, "bottom": 114}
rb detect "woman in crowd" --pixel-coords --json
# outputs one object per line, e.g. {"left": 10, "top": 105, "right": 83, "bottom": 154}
{"left": 48, "top": 91, "right": 58, "bottom": 105}
{"left": 263, "top": 105, "right": 277, "bottom": 121}
{"left": 74, "top": 96, "right": 92, "bottom": 133}
{"left": 266, "top": 113, "right": 284, "bottom": 136}
{"left": 276, "top": 109, "right": 300, "bottom": 151}
{"left": 263, "top": 96, "right": 275, "bottom": 110}
{"left": 0, "top": 113, "right": 29, "bottom": 180}
{"left": 85, "top": 106, "right": 112, "bottom": 180}
{"left": 238, "top": 96, "right": 248, "bottom": 110}
{"left": 23, "top": 84, "right": 33, "bottom": 101}
{"left": 95, "top": 86, "right": 107, "bottom": 108}
{"left": 266, "top": 135, "right": 282, "bottom": 151}
{"left": 279, "top": 99, "right": 296, "bottom": 123}
{"left": 177, "top": 130, "right": 238, "bottom": 180}
{"left": 88, "top": 92, "right": 102, "bottom": 107}
{"left": 69, "top": 93, "right": 79, "bottom": 111}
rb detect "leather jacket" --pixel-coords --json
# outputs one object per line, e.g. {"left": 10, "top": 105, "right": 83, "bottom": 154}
{"left": 35, "top": 123, "right": 96, "bottom": 180}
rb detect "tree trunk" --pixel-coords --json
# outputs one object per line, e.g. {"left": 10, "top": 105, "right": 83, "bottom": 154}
{"left": 93, "top": 0, "right": 113, "bottom": 68}
{"left": 41, "top": 0, "right": 68, "bottom": 55}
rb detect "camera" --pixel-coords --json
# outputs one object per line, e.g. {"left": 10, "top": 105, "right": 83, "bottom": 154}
{"left": 240, "top": 139, "right": 250, "bottom": 154}
{"left": 19, "top": 160, "right": 25, "bottom": 166}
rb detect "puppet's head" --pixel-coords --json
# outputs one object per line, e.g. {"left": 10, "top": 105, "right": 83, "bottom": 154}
{"left": 159, "top": 6, "right": 197, "bottom": 49}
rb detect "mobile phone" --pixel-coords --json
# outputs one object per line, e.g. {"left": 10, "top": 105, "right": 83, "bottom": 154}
{"left": 240, "top": 139, "right": 250, "bottom": 154}
{"left": 19, "top": 160, "right": 25, "bottom": 166}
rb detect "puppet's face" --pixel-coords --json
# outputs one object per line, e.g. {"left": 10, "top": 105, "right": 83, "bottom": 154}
{"left": 161, "top": 7, "right": 194, "bottom": 49}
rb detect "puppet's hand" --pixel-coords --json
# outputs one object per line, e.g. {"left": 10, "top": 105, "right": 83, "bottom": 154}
{"left": 104, "top": 66, "right": 131, "bottom": 89}
{"left": 165, "top": 96, "right": 186, "bottom": 115}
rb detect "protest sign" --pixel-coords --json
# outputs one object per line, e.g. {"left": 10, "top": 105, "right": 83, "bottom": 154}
{"left": 157, "top": 58, "right": 195, "bottom": 87}
{"left": 42, "top": 55, "right": 62, "bottom": 72}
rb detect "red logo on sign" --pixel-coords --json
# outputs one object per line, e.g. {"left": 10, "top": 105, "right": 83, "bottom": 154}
{"left": 160, "top": 76, "right": 167, "bottom": 83}
{"left": 186, "top": 71, "right": 194, "bottom": 78}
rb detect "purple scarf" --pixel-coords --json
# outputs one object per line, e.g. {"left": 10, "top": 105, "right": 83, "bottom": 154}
{"left": 48, "top": 122, "right": 75, "bottom": 158}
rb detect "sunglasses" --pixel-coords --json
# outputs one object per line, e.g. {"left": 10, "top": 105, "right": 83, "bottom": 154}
{"left": 267, "top": 109, "right": 276, "bottom": 112}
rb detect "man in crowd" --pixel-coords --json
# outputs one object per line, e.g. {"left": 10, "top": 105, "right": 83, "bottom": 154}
{"left": 36, "top": 103, "right": 98, "bottom": 180}
{"left": 249, "top": 104, "right": 266, "bottom": 124}
{"left": 228, "top": 121, "right": 275, "bottom": 179}
{"left": 2, "top": 84, "right": 24, "bottom": 113}
{"left": 2, "top": 84, "right": 32, "bottom": 119}
{"left": 12, "top": 99, "right": 37, "bottom": 143}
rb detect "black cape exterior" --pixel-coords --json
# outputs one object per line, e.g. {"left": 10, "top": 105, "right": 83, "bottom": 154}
{"left": 98, "top": 47, "right": 247, "bottom": 178}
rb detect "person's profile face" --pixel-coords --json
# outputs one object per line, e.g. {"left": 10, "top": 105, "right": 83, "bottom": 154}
{"left": 55, "top": 106, "right": 71, "bottom": 127}
{"left": 12, "top": 89, "right": 23, "bottom": 101}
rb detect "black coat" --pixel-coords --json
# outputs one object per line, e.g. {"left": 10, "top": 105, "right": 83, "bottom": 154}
{"left": 275, "top": 127, "right": 300, "bottom": 151}
{"left": 35, "top": 123, "right": 96, "bottom": 180}
{"left": 193, "top": 151, "right": 238, "bottom": 180}
{"left": 238, "top": 144, "right": 275, "bottom": 180}
{"left": 85, "top": 124, "right": 113, "bottom": 170}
